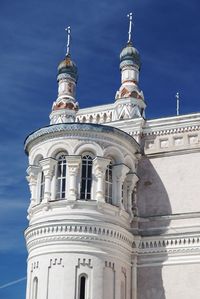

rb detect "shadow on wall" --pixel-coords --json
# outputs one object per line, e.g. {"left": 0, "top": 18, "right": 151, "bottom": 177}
{"left": 136, "top": 157, "right": 172, "bottom": 299}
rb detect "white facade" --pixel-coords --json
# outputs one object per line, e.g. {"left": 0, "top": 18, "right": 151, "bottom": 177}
{"left": 24, "top": 33, "right": 200, "bottom": 299}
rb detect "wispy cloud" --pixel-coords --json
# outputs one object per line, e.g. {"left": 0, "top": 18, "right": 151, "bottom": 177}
{"left": 0, "top": 277, "right": 26, "bottom": 289}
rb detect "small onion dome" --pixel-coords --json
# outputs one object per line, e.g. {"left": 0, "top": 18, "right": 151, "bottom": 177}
{"left": 120, "top": 42, "right": 141, "bottom": 69}
{"left": 57, "top": 55, "right": 78, "bottom": 82}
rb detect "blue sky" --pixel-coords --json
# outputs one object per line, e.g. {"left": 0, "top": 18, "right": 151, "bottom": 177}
{"left": 0, "top": 0, "right": 200, "bottom": 297}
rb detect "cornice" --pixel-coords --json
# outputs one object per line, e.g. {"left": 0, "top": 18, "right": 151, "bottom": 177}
{"left": 143, "top": 125, "right": 200, "bottom": 137}
{"left": 133, "top": 234, "right": 200, "bottom": 256}
{"left": 24, "top": 123, "right": 140, "bottom": 155}
{"left": 143, "top": 113, "right": 200, "bottom": 136}
{"left": 25, "top": 222, "right": 134, "bottom": 253}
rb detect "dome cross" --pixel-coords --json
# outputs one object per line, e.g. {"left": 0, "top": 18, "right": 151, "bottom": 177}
{"left": 65, "top": 26, "right": 71, "bottom": 57}
{"left": 127, "top": 12, "right": 133, "bottom": 44}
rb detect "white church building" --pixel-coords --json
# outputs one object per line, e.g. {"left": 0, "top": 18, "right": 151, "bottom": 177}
{"left": 24, "top": 16, "right": 200, "bottom": 299}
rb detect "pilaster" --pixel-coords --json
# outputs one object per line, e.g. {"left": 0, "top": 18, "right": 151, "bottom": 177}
{"left": 65, "top": 155, "right": 81, "bottom": 201}
{"left": 93, "top": 157, "right": 111, "bottom": 202}
{"left": 39, "top": 158, "right": 57, "bottom": 203}
{"left": 26, "top": 165, "right": 40, "bottom": 206}
{"left": 126, "top": 173, "right": 139, "bottom": 220}
{"left": 112, "top": 164, "right": 130, "bottom": 208}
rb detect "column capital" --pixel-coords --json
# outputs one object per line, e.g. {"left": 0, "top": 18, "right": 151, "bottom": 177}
{"left": 126, "top": 172, "right": 139, "bottom": 190}
{"left": 65, "top": 155, "right": 81, "bottom": 176}
{"left": 39, "top": 158, "right": 57, "bottom": 176}
{"left": 113, "top": 164, "right": 130, "bottom": 181}
{"left": 26, "top": 165, "right": 40, "bottom": 179}
{"left": 65, "top": 155, "right": 81, "bottom": 165}
{"left": 93, "top": 157, "right": 111, "bottom": 177}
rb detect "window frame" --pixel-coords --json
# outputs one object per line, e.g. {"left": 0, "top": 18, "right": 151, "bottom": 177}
{"left": 55, "top": 152, "right": 68, "bottom": 200}
{"left": 39, "top": 170, "right": 45, "bottom": 201}
{"left": 79, "top": 274, "right": 88, "bottom": 299}
{"left": 105, "top": 161, "right": 113, "bottom": 204}
{"left": 80, "top": 152, "right": 94, "bottom": 200}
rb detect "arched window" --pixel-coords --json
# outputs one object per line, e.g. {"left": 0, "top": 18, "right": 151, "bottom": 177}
{"left": 79, "top": 275, "right": 87, "bottom": 299}
{"left": 56, "top": 154, "right": 67, "bottom": 199}
{"left": 80, "top": 154, "right": 93, "bottom": 200}
{"left": 105, "top": 161, "right": 113, "bottom": 204}
{"left": 89, "top": 115, "right": 93, "bottom": 123}
{"left": 96, "top": 114, "right": 100, "bottom": 124}
{"left": 32, "top": 277, "right": 38, "bottom": 299}
{"left": 39, "top": 171, "right": 45, "bottom": 201}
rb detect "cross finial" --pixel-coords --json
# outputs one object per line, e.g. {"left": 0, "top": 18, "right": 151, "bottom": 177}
{"left": 176, "top": 92, "right": 180, "bottom": 116}
{"left": 65, "top": 26, "right": 71, "bottom": 57}
{"left": 127, "top": 12, "right": 133, "bottom": 44}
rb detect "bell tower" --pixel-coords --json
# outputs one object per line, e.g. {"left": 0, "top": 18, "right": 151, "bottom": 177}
{"left": 24, "top": 25, "right": 140, "bottom": 299}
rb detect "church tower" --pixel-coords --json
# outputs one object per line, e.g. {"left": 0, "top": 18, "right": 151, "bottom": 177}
{"left": 24, "top": 25, "right": 140, "bottom": 299}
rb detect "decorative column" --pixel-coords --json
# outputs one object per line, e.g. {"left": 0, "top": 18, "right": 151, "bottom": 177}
{"left": 126, "top": 172, "right": 139, "bottom": 219}
{"left": 39, "top": 158, "right": 57, "bottom": 203}
{"left": 65, "top": 156, "right": 81, "bottom": 201}
{"left": 26, "top": 165, "right": 40, "bottom": 206}
{"left": 93, "top": 157, "right": 111, "bottom": 202}
{"left": 112, "top": 164, "right": 130, "bottom": 209}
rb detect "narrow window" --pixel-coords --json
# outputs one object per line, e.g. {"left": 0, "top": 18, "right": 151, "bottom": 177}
{"left": 40, "top": 171, "right": 45, "bottom": 201}
{"left": 32, "top": 277, "right": 38, "bottom": 299}
{"left": 80, "top": 155, "right": 93, "bottom": 200}
{"left": 105, "top": 161, "right": 113, "bottom": 204}
{"left": 56, "top": 155, "right": 67, "bottom": 199}
{"left": 80, "top": 276, "right": 86, "bottom": 299}
{"left": 121, "top": 183, "right": 124, "bottom": 206}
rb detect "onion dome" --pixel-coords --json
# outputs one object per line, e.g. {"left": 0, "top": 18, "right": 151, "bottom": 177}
{"left": 120, "top": 42, "right": 141, "bottom": 69}
{"left": 57, "top": 55, "right": 78, "bottom": 82}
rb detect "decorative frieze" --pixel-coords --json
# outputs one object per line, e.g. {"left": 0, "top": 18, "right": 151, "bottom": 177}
{"left": 144, "top": 130, "right": 200, "bottom": 155}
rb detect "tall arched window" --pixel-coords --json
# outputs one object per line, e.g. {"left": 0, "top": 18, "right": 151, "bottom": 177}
{"left": 105, "top": 161, "right": 113, "bottom": 204}
{"left": 39, "top": 171, "right": 45, "bottom": 201}
{"left": 56, "top": 154, "right": 67, "bottom": 199}
{"left": 80, "top": 154, "right": 93, "bottom": 200}
{"left": 32, "top": 277, "right": 38, "bottom": 299}
{"left": 79, "top": 275, "right": 87, "bottom": 299}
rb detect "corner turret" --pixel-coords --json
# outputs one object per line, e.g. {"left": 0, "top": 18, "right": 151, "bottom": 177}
{"left": 50, "top": 27, "right": 79, "bottom": 124}
{"left": 114, "top": 13, "right": 146, "bottom": 120}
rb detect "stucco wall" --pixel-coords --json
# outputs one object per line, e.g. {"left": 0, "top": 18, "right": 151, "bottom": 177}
{"left": 138, "top": 263, "right": 200, "bottom": 299}
{"left": 137, "top": 152, "right": 200, "bottom": 217}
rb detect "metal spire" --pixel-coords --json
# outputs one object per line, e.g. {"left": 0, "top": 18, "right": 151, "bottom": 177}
{"left": 176, "top": 92, "right": 180, "bottom": 116}
{"left": 127, "top": 12, "right": 133, "bottom": 44}
{"left": 65, "top": 26, "right": 71, "bottom": 57}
